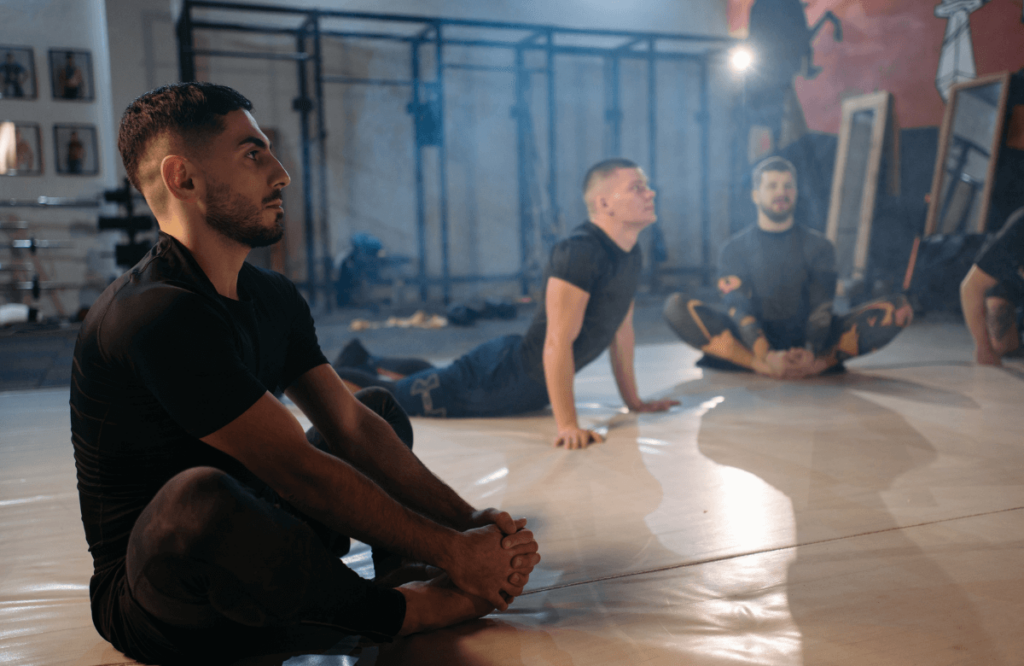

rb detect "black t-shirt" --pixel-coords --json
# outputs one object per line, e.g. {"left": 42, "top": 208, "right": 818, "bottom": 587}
{"left": 518, "top": 221, "right": 642, "bottom": 382}
{"left": 718, "top": 224, "right": 837, "bottom": 351}
{"left": 71, "top": 233, "right": 327, "bottom": 577}
{"left": 976, "top": 206, "right": 1024, "bottom": 303}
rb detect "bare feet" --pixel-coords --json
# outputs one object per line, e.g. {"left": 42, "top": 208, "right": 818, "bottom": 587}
{"left": 397, "top": 574, "right": 494, "bottom": 636}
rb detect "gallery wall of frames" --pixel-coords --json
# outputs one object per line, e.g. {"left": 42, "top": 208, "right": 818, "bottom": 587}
{"left": 2, "top": 46, "right": 100, "bottom": 177}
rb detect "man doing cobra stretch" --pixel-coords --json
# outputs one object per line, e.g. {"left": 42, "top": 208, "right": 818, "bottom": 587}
{"left": 335, "top": 158, "right": 678, "bottom": 449}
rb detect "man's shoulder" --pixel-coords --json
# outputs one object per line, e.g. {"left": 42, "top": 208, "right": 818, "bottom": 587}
{"left": 722, "top": 225, "right": 758, "bottom": 252}
{"left": 550, "top": 223, "right": 606, "bottom": 261}
{"left": 80, "top": 245, "right": 222, "bottom": 352}
{"left": 793, "top": 224, "right": 834, "bottom": 254}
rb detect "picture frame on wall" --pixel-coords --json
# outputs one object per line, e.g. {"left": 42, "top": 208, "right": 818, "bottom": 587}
{"left": 53, "top": 123, "right": 98, "bottom": 175}
{"left": 0, "top": 122, "right": 43, "bottom": 175}
{"left": 48, "top": 48, "right": 94, "bottom": 101}
{"left": 1, "top": 46, "right": 37, "bottom": 100}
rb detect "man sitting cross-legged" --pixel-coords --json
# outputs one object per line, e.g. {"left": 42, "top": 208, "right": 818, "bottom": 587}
{"left": 71, "top": 82, "right": 540, "bottom": 666}
{"left": 335, "top": 158, "right": 678, "bottom": 449}
{"left": 663, "top": 156, "right": 913, "bottom": 378}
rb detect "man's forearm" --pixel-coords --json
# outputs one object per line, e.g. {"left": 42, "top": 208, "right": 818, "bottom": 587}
{"left": 286, "top": 366, "right": 478, "bottom": 531}
{"left": 330, "top": 406, "right": 479, "bottom": 530}
{"left": 543, "top": 341, "right": 579, "bottom": 430}
{"left": 609, "top": 336, "right": 642, "bottom": 409}
{"left": 236, "top": 416, "right": 461, "bottom": 568}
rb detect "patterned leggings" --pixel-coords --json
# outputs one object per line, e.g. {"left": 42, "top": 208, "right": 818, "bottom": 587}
{"left": 662, "top": 293, "right": 911, "bottom": 370}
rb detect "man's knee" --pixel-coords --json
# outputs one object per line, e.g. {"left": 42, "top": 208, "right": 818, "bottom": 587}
{"left": 128, "top": 467, "right": 242, "bottom": 564}
{"left": 663, "top": 293, "right": 710, "bottom": 348}
{"left": 356, "top": 386, "right": 414, "bottom": 449}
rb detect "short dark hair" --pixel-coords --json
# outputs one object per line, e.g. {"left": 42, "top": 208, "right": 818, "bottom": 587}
{"left": 118, "top": 82, "right": 253, "bottom": 192}
{"left": 582, "top": 157, "right": 640, "bottom": 197}
{"left": 751, "top": 156, "right": 797, "bottom": 189}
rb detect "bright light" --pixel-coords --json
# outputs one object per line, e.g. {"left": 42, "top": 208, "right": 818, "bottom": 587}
{"left": 729, "top": 46, "right": 754, "bottom": 72}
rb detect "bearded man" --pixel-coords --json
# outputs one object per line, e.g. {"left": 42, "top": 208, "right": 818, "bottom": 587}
{"left": 663, "top": 156, "right": 912, "bottom": 379}
{"left": 70, "top": 82, "right": 539, "bottom": 665}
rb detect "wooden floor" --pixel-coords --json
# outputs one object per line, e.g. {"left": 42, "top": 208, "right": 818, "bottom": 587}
{"left": 2, "top": 320, "right": 1022, "bottom": 665}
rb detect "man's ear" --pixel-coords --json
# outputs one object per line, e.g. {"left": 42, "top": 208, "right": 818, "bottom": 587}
{"left": 160, "top": 154, "right": 198, "bottom": 203}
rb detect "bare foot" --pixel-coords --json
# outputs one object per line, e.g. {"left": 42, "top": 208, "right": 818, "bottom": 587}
{"left": 397, "top": 574, "right": 495, "bottom": 636}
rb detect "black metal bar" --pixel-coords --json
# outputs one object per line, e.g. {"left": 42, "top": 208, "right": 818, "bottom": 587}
{"left": 187, "top": 48, "right": 310, "bottom": 61}
{"left": 545, "top": 30, "right": 560, "bottom": 260}
{"left": 186, "top": 0, "right": 735, "bottom": 45}
{"left": 411, "top": 40, "right": 428, "bottom": 302}
{"left": 513, "top": 46, "right": 533, "bottom": 296}
{"left": 313, "top": 13, "right": 332, "bottom": 308}
{"left": 435, "top": 24, "right": 451, "bottom": 305}
{"left": 443, "top": 63, "right": 517, "bottom": 74}
{"left": 0, "top": 198, "right": 101, "bottom": 208}
{"left": 320, "top": 75, "right": 414, "bottom": 86}
{"left": 645, "top": 39, "right": 664, "bottom": 289}
{"left": 518, "top": 31, "right": 546, "bottom": 45}
{"left": 190, "top": 19, "right": 300, "bottom": 35}
{"left": 177, "top": 0, "right": 196, "bottom": 81}
{"left": 296, "top": 29, "right": 317, "bottom": 301}
{"left": 615, "top": 36, "right": 646, "bottom": 51}
{"left": 605, "top": 56, "right": 621, "bottom": 157}
{"left": 699, "top": 57, "right": 711, "bottom": 286}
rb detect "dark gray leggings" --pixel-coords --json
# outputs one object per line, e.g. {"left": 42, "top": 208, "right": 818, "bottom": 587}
{"left": 115, "top": 388, "right": 411, "bottom": 664}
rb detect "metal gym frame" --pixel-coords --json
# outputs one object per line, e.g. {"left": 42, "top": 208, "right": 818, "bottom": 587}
{"left": 177, "top": 0, "right": 732, "bottom": 305}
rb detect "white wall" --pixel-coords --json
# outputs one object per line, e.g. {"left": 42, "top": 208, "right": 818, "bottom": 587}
{"left": 1, "top": 0, "right": 120, "bottom": 317}
{"left": 101, "top": 0, "right": 734, "bottom": 303}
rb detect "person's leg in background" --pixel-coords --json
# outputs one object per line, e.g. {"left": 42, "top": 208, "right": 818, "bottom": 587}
{"left": 663, "top": 293, "right": 756, "bottom": 371}
{"left": 819, "top": 293, "right": 913, "bottom": 366}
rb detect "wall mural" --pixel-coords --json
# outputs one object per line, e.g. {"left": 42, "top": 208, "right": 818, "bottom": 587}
{"left": 728, "top": 0, "right": 1024, "bottom": 132}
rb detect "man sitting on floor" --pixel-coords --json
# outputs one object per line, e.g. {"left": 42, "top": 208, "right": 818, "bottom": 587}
{"left": 960, "top": 206, "right": 1024, "bottom": 365}
{"left": 335, "top": 158, "right": 677, "bottom": 449}
{"left": 662, "top": 156, "right": 913, "bottom": 378}
{"left": 70, "top": 82, "right": 540, "bottom": 666}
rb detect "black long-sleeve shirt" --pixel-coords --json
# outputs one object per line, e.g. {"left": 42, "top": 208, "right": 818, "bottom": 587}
{"left": 717, "top": 224, "right": 837, "bottom": 352}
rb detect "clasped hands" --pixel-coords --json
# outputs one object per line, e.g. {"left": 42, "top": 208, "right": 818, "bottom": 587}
{"left": 445, "top": 508, "right": 541, "bottom": 611}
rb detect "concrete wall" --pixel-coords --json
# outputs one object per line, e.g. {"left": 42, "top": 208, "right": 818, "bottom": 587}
{"left": 1, "top": 0, "right": 121, "bottom": 317}
{"left": 103, "top": 0, "right": 735, "bottom": 305}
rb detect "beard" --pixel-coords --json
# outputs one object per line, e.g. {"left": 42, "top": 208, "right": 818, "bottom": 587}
{"left": 758, "top": 198, "right": 794, "bottom": 223}
{"left": 205, "top": 180, "right": 284, "bottom": 249}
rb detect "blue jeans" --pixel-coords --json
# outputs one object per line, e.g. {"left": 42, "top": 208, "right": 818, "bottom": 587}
{"left": 391, "top": 335, "right": 549, "bottom": 418}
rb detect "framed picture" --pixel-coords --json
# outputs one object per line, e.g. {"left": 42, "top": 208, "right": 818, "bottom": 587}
{"left": 49, "top": 48, "right": 94, "bottom": 101}
{"left": 825, "top": 91, "right": 899, "bottom": 291}
{"left": 924, "top": 72, "right": 1011, "bottom": 236}
{"left": 53, "top": 123, "right": 98, "bottom": 175}
{"left": 0, "top": 46, "right": 37, "bottom": 99}
{"left": 0, "top": 122, "right": 42, "bottom": 175}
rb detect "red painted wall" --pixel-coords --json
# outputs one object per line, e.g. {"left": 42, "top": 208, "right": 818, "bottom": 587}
{"left": 729, "top": 0, "right": 1024, "bottom": 132}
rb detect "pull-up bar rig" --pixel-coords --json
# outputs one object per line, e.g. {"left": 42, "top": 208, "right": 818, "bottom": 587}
{"left": 177, "top": 0, "right": 734, "bottom": 305}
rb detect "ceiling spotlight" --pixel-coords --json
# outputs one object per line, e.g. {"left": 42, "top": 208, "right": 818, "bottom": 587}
{"left": 729, "top": 46, "right": 754, "bottom": 72}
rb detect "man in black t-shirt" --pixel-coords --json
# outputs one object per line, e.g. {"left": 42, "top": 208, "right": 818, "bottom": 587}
{"left": 335, "top": 159, "right": 677, "bottom": 449}
{"left": 663, "top": 156, "right": 913, "bottom": 378}
{"left": 960, "top": 207, "right": 1024, "bottom": 365}
{"left": 71, "top": 83, "right": 540, "bottom": 665}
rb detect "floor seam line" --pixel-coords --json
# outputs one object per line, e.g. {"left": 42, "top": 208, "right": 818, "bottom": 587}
{"left": 523, "top": 505, "right": 1024, "bottom": 596}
